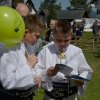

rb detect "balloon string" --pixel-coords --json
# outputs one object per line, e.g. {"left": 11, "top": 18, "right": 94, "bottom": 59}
{"left": 25, "top": 50, "right": 28, "bottom": 58}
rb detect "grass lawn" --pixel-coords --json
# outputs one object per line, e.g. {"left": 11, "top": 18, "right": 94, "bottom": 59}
{"left": 80, "top": 52, "right": 100, "bottom": 100}
{"left": 80, "top": 32, "right": 100, "bottom": 100}
{"left": 34, "top": 32, "right": 100, "bottom": 100}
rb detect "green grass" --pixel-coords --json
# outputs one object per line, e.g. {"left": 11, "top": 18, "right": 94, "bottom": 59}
{"left": 80, "top": 52, "right": 100, "bottom": 100}
{"left": 76, "top": 32, "right": 100, "bottom": 100}
{"left": 34, "top": 32, "right": 100, "bottom": 100}
{"left": 34, "top": 89, "right": 44, "bottom": 100}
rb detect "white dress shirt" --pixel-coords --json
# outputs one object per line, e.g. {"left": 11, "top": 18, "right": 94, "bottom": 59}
{"left": 35, "top": 41, "right": 93, "bottom": 95}
{"left": 0, "top": 42, "right": 36, "bottom": 90}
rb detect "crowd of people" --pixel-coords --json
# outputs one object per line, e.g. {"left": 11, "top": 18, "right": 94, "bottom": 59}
{"left": 0, "top": 2, "right": 93, "bottom": 100}
{"left": 72, "top": 20, "right": 85, "bottom": 40}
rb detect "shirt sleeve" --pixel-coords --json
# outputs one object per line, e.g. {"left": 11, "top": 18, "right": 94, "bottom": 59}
{"left": 78, "top": 50, "right": 93, "bottom": 80}
{"left": 0, "top": 51, "right": 35, "bottom": 90}
{"left": 77, "top": 49, "right": 93, "bottom": 95}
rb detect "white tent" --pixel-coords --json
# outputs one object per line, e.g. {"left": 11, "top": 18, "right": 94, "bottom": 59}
{"left": 84, "top": 23, "right": 93, "bottom": 29}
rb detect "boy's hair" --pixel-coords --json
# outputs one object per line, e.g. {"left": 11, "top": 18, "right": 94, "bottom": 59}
{"left": 53, "top": 20, "right": 72, "bottom": 35}
{"left": 24, "top": 14, "right": 45, "bottom": 33}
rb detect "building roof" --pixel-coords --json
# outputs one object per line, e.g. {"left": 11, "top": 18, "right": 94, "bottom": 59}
{"left": 56, "top": 9, "right": 89, "bottom": 19}
{"left": 0, "top": 0, "right": 12, "bottom": 6}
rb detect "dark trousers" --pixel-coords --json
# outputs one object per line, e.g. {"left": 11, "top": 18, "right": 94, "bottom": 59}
{"left": 0, "top": 93, "right": 33, "bottom": 100}
{"left": 0, "top": 83, "right": 34, "bottom": 100}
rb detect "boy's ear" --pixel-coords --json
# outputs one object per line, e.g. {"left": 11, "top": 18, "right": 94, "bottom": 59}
{"left": 25, "top": 29, "right": 29, "bottom": 34}
{"left": 24, "top": 29, "right": 29, "bottom": 37}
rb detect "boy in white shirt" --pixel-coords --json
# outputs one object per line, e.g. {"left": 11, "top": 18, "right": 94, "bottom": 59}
{"left": 0, "top": 7, "right": 44, "bottom": 100}
{"left": 35, "top": 20, "right": 93, "bottom": 100}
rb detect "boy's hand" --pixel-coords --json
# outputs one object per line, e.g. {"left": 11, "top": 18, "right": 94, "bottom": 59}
{"left": 34, "top": 75, "right": 41, "bottom": 88}
{"left": 47, "top": 67, "right": 59, "bottom": 77}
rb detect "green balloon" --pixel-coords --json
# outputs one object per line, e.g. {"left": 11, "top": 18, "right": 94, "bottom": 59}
{"left": 0, "top": 6, "right": 25, "bottom": 48}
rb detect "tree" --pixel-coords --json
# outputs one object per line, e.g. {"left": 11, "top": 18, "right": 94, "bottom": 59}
{"left": 40, "top": 0, "right": 61, "bottom": 25}
{"left": 69, "top": 0, "right": 92, "bottom": 14}
{"left": 69, "top": 0, "right": 88, "bottom": 8}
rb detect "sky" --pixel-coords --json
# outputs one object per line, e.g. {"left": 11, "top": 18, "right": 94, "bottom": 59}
{"left": 32, "top": 0, "right": 70, "bottom": 10}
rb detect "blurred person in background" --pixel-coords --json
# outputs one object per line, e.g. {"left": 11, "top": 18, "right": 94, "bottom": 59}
{"left": 45, "top": 19, "right": 57, "bottom": 42}
{"left": 15, "top": 3, "right": 30, "bottom": 17}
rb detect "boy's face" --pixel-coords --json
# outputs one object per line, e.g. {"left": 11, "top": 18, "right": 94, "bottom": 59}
{"left": 54, "top": 32, "right": 72, "bottom": 50}
{"left": 24, "top": 29, "right": 40, "bottom": 45}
